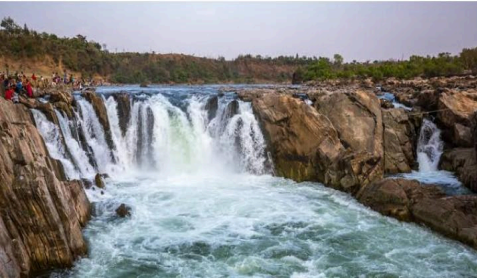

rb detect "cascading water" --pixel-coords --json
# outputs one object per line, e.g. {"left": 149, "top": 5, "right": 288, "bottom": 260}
{"left": 396, "top": 118, "right": 471, "bottom": 195}
{"left": 416, "top": 119, "right": 444, "bottom": 172}
{"left": 34, "top": 85, "right": 477, "bottom": 277}
{"left": 31, "top": 109, "right": 79, "bottom": 179}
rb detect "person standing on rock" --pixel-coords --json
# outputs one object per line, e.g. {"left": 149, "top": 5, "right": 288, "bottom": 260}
{"left": 4, "top": 85, "right": 14, "bottom": 101}
{"left": 25, "top": 79, "right": 33, "bottom": 98}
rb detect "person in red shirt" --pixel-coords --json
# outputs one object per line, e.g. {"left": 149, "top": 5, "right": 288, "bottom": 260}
{"left": 25, "top": 79, "right": 33, "bottom": 98}
{"left": 5, "top": 86, "right": 14, "bottom": 101}
{"left": 31, "top": 73, "right": 37, "bottom": 81}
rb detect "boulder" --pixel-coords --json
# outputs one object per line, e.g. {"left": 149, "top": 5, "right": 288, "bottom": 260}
{"left": 0, "top": 98, "right": 91, "bottom": 277}
{"left": 358, "top": 178, "right": 477, "bottom": 249}
{"left": 437, "top": 90, "right": 477, "bottom": 129}
{"left": 357, "top": 178, "right": 444, "bottom": 221}
{"left": 454, "top": 123, "right": 473, "bottom": 148}
{"left": 94, "top": 173, "right": 105, "bottom": 189}
{"left": 252, "top": 91, "right": 383, "bottom": 194}
{"left": 380, "top": 99, "right": 394, "bottom": 109}
{"left": 439, "top": 148, "right": 477, "bottom": 192}
{"left": 115, "top": 204, "right": 131, "bottom": 218}
{"left": 382, "top": 108, "right": 420, "bottom": 173}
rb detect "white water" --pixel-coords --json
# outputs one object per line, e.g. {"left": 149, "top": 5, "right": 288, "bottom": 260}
{"left": 33, "top": 87, "right": 477, "bottom": 277}
{"left": 31, "top": 109, "right": 79, "bottom": 179}
{"left": 55, "top": 110, "right": 96, "bottom": 178}
{"left": 396, "top": 118, "right": 472, "bottom": 195}
{"left": 416, "top": 119, "right": 444, "bottom": 172}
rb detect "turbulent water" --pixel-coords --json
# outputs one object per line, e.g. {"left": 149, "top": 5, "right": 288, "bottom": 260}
{"left": 31, "top": 85, "right": 477, "bottom": 277}
{"left": 396, "top": 118, "right": 472, "bottom": 195}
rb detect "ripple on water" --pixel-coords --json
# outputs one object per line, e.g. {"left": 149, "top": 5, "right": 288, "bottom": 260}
{"left": 51, "top": 174, "right": 477, "bottom": 278}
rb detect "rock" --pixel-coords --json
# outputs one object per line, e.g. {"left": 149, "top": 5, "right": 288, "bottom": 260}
{"left": 204, "top": 96, "right": 218, "bottom": 121}
{"left": 454, "top": 123, "right": 473, "bottom": 148}
{"left": 382, "top": 109, "right": 420, "bottom": 173}
{"left": 252, "top": 93, "right": 343, "bottom": 183}
{"left": 358, "top": 178, "right": 477, "bottom": 249}
{"left": 140, "top": 82, "right": 148, "bottom": 88}
{"left": 94, "top": 173, "right": 105, "bottom": 189}
{"left": 223, "top": 99, "right": 239, "bottom": 120}
{"left": 252, "top": 91, "right": 383, "bottom": 194}
{"left": 49, "top": 89, "right": 73, "bottom": 104}
{"left": 0, "top": 98, "right": 91, "bottom": 277}
{"left": 113, "top": 93, "right": 131, "bottom": 137}
{"left": 437, "top": 90, "right": 477, "bottom": 129}
{"left": 380, "top": 99, "right": 394, "bottom": 109}
{"left": 416, "top": 89, "right": 440, "bottom": 111}
{"left": 81, "top": 178, "right": 94, "bottom": 189}
{"left": 54, "top": 101, "right": 74, "bottom": 119}
{"left": 82, "top": 90, "right": 115, "bottom": 152}
{"left": 115, "top": 204, "right": 131, "bottom": 217}
{"left": 357, "top": 178, "right": 444, "bottom": 221}
{"left": 471, "top": 111, "right": 477, "bottom": 158}
{"left": 439, "top": 148, "right": 477, "bottom": 192}
{"left": 413, "top": 196, "right": 477, "bottom": 249}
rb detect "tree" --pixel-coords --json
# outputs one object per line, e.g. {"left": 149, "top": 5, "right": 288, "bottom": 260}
{"left": 333, "top": 53, "right": 344, "bottom": 67}
{"left": 1, "top": 17, "right": 21, "bottom": 34}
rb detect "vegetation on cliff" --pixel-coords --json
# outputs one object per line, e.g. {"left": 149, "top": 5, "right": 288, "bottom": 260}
{"left": 0, "top": 17, "right": 314, "bottom": 84}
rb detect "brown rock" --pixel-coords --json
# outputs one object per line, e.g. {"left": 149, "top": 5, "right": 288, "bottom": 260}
{"left": 116, "top": 204, "right": 131, "bottom": 218}
{"left": 95, "top": 173, "right": 105, "bottom": 189}
{"left": 82, "top": 90, "right": 115, "bottom": 151}
{"left": 357, "top": 178, "right": 444, "bottom": 221}
{"left": 113, "top": 93, "right": 131, "bottom": 137}
{"left": 380, "top": 99, "right": 394, "bottom": 109}
{"left": 0, "top": 98, "right": 91, "bottom": 277}
{"left": 437, "top": 90, "right": 477, "bottom": 129}
{"left": 439, "top": 148, "right": 477, "bottom": 192}
{"left": 454, "top": 123, "right": 473, "bottom": 148}
{"left": 204, "top": 95, "right": 218, "bottom": 121}
{"left": 382, "top": 109, "right": 420, "bottom": 173}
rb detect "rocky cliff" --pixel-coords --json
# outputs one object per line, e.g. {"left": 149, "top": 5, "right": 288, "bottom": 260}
{"left": 0, "top": 98, "right": 91, "bottom": 278}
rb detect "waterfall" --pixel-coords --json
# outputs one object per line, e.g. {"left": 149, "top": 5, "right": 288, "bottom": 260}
{"left": 31, "top": 109, "right": 79, "bottom": 179}
{"left": 55, "top": 110, "right": 96, "bottom": 178}
{"left": 75, "top": 99, "right": 116, "bottom": 174}
{"left": 31, "top": 90, "right": 271, "bottom": 181}
{"left": 416, "top": 119, "right": 443, "bottom": 172}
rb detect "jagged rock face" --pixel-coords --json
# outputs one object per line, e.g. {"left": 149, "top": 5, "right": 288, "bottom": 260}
{"left": 0, "top": 98, "right": 91, "bottom": 277}
{"left": 440, "top": 148, "right": 477, "bottom": 192}
{"left": 82, "top": 91, "right": 115, "bottom": 151}
{"left": 113, "top": 93, "right": 131, "bottom": 137}
{"left": 382, "top": 109, "right": 420, "bottom": 173}
{"left": 357, "top": 178, "right": 445, "bottom": 221}
{"left": 437, "top": 91, "right": 477, "bottom": 129}
{"left": 314, "top": 90, "right": 384, "bottom": 190}
{"left": 204, "top": 96, "right": 218, "bottom": 122}
{"left": 252, "top": 93, "right": 344, "bottom": 182}
{"left": 252, "top": 92, "right": 383, "bottom": 194}
{"left": 358, "top": 178, "right": 477, "bottom": 249}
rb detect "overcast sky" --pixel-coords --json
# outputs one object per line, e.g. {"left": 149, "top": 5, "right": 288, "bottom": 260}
{"left": 1, "top": 2, "right": 477, "bottom": 62}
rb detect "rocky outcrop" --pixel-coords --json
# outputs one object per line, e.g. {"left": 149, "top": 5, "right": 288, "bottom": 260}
{"left": 437, "top": 90, "right": 477, "bottom": 129}
{"left": 251, "top": 91, "right": 384, "bottom": 194}
{"left": 204, "top": 96, "right": 218, "bottom": 122}
{"left": 358, "top": 178, "right": 477, "bottom": 249}
{"left": 439, "top": 148, "right": 477, "bottom": 192}
{"left": 0, "top": 98, "right": 91, "bottom": 277}
{"left": 95, "top": 173, "right": 105, "bottom": 189}
{"left": 112, "top": 93, "right": 131, "bottom": 137}
{"left": 382, "top": 108, "right": 421, "bottom": 173}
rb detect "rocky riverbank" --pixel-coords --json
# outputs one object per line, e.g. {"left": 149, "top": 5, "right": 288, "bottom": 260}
{"left": 0, "top": 97, "right": 91, "bottom": 277}
{"left": 236, "top": 75, "right": 477, "bottom": 250}
{"left": 2, "top": 75, "right": 477, "bottom": 276}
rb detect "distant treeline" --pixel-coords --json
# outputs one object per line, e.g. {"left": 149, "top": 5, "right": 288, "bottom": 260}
{"left": 295, "top": 50, "right": 477, "bottom": 83}
{"left": 0, "top": 17, "right": 315, "bottom": 84}
{"left": 2, "top": 17, "right": 477, "bottom": 84}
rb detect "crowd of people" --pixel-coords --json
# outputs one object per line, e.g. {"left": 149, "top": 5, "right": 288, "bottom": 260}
{"left": 1, "top": 70, "right": 101, "bottom": 103}
{"left": 1, "top": 71, "right": 35, "bottom": 103}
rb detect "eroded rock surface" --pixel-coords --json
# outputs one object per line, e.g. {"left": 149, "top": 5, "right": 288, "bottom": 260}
{"left": 358, "top": 178, "right": 477, "bottom": 249}
{"left": 0, "top": 98, "right": 91, "bottom": 277}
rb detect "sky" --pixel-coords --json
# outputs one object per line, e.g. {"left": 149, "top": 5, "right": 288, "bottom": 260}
{"left": 1, "top": 2, "right": 477, "bottom": 62}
